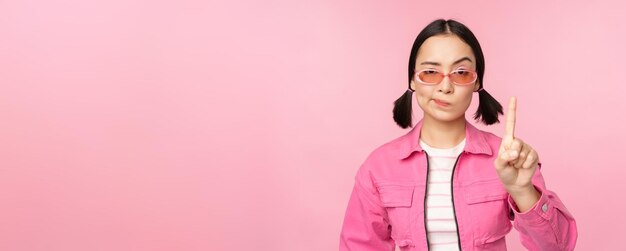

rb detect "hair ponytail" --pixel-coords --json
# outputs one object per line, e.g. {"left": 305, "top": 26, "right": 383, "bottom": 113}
{"left": 392, "top": 89, "right": 414, "bottom": 129}
{"left": 473, "top": 89, "right": 503, "bottom": 125}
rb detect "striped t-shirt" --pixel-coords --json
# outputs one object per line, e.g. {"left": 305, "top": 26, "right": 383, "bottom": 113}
{"left": 419, "top": 137, "right": 465, "bottom": 250}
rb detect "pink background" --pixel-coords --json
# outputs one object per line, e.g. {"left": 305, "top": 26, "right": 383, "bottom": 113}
{"left": 1, "top": 1, "right": 624, "bottom": 250}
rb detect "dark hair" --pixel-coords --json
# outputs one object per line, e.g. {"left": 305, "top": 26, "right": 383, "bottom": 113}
{"left": 393, "top": 19, "right": 503, "bottom": 128}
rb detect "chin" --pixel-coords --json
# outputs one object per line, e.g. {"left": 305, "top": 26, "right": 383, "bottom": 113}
{"left": 428, "top": 111, "right": 465, "bottom": 122}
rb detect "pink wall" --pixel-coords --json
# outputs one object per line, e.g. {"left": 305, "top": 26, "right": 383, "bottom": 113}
{"left": 1, "top": 0, "right": 624, "bottom": 250}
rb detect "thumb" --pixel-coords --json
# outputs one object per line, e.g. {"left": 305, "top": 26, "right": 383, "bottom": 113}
{"left": 495, "top": 149, "right": 517, "bottom": 169}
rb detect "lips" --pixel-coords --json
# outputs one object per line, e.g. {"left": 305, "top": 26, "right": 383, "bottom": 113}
{"left": 433, "top": 99, "right": 450, "bottom": 106}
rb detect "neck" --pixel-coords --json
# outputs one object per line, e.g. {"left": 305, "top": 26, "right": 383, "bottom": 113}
{"left": 420, "top": 115, "right": 466, "bottom": 148}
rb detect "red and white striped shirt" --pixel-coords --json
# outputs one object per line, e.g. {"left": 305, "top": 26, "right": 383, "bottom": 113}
{"left": 419, "top": 137, "right": 465, "bottom": 251}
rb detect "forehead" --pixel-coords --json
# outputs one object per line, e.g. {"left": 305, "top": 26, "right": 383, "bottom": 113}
{"left": 416, "top": 34, "right": 475, "bottom": 65}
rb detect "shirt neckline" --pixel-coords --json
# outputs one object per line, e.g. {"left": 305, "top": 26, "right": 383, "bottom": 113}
{"left": 419, "top": 137, "right": 466, "bottom": 156}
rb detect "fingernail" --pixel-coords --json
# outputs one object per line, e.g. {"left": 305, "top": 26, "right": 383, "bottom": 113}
{"left": 510, "top": 151, "right": 518, "bottom": 158}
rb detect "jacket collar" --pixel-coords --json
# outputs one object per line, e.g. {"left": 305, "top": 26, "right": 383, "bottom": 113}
{"left": 397, "top": 118, "right": 493, "bottom": 159}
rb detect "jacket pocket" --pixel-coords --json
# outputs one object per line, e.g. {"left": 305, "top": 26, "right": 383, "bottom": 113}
{"left": 463, "top": 179, "right": 512, "bottom": 247}
{"left": 378, "top": 182, "right": 415, "bottom": 207}
{"left": 375, "top": 181, "right": 416, "bottom": 247}
{"left": 464, "top": 179, "right": 508, "bottom": 204}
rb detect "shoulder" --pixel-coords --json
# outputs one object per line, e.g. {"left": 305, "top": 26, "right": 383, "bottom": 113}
{"left": 355, "top": 132, "right": 412, "bottom": 180}
{"left": 467, "top": 121, "right": 504, "bottom": 150}
{"left": 363, "top": 134, "right": 406, "bottom": 165}
{"left": 480, "top": 129, "right": 504, "bottom": 146}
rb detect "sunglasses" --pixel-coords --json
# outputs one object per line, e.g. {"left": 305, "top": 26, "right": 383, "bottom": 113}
{"left": 414, "top": 68, "right": 478, "bottom": 86}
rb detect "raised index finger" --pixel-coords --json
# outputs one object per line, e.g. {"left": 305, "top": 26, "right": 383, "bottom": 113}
{"left": 505, "top": 96, "right": 517, "bottom": 139}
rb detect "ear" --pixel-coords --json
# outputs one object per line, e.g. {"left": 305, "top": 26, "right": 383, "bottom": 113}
{"left": 410, "top": 80, "right": 416, "bottom": 92}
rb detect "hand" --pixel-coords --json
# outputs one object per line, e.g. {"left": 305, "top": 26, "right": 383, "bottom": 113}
{"left": 494, "top": 97, "right": 540, "bottom": 193}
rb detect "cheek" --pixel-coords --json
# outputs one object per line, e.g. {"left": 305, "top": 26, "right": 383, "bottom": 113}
{"left": 414, "top": 90, "right": 432, "bottom": 108}
{"left": 455, "top": 94, "right": 474, "bottom": 111}
{"left": 462, "top": 92, "right": 475, "bottom": 105}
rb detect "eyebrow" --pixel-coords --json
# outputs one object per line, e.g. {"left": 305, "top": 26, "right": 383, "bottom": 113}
{"left": 420, "top": 57, "right": 472, "bottom": 66}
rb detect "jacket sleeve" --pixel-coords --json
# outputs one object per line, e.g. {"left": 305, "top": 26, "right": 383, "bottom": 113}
{"left": 507, "top": 162, "right": 578, "bottom": 251}
{"left": 339, "top": 160, "right": 395, "bottom": 251}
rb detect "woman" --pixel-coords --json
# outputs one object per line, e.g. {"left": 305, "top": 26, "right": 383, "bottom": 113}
{"left": 339, "top": 19, "right": 577, "bottom": 251}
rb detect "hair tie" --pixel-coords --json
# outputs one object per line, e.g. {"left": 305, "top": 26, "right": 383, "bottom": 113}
{"left": 408, "top": 87, "right": 415, "bottom": 93}
{"left": 476, "top": 87, "right": 484, "bottom": 92}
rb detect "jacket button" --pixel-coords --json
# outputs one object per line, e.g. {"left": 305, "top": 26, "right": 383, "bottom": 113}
{"left": 541, "top": 203, "right": 548, "bottom": 213}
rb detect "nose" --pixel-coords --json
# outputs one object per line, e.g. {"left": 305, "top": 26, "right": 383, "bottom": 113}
{"left": 438, "top": 75, "right": 454, "bottom": 94}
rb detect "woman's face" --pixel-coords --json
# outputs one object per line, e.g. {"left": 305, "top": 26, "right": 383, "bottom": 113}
{"left": 410, "top": 34, "right": 481, "bottom": 123}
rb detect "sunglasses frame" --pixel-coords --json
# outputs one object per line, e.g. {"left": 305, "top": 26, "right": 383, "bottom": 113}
{"left": 414, "top": 68, "right": 478, "bottom": 86}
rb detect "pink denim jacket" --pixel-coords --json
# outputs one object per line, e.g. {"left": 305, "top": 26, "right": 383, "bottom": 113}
{"left": 339, "top": 119, "right": 577, "bottom": 250}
